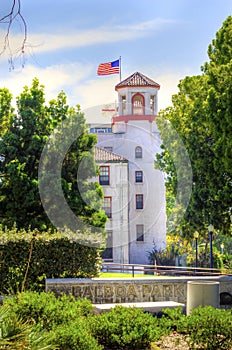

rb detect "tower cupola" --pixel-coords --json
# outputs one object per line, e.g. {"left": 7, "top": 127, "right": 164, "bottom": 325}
{"left": 112, "top": 72, "right": 160, "bottom": 133}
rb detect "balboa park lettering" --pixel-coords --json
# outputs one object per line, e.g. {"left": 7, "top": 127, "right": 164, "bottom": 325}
{"left": 70, "top": 283, "right": 183, "bottom": 301}
{"left": 46, "top": 277, "right": 232, "bottom": 304}
{"left": 72, "top": 284, "right": 138, "bottom": 299}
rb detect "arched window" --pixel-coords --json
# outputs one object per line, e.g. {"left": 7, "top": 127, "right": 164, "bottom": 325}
{"left": 122, "top": 95, "right": 126, "bottom": 115}
{"left": 135, "top": 146, "right": 142, "bottom": 159}
{"left": 150, "top": 95, "right": 155, "bottom": 114}
{"left": 132, "top": 93, "right": 144, "bottom": 115}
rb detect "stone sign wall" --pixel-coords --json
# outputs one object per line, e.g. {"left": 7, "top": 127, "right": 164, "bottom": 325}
{"left": 46, "top": 276, "right": 232, "bottom": 304}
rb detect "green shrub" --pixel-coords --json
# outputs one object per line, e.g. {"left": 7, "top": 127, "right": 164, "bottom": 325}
{"left": 185, "top": 306, "right": 232, "bottom": 349}
{"left": 53, "top": 318, "right": 103, "bottom": 350}
{"left": 0, "top": 305, "right": 54, "bottom": 349}
{"left": 0, "top": 226, "right": 104, "bottom": 293}
{"left": 4, "top": 291, "right": 94, "bottom": 331}
{"left": 159, "top": 306, "right": 187, "bottom": 334}
{"left": 4, "top": 291, "right": 101, "bottom": 349}
{"left": 89, "top": 306, "right": 161, "bottom": 349}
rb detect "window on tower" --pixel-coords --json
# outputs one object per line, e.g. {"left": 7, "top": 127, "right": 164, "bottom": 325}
{"left": 136, "top": 224, "right": 144, "bottom": 241}
{"left": 102, "top": 196, "right": 112, "bottom": 218}
{"left": 101, "top": 230, "right": 113, "bottom": 260}
{"left": 135, "top": 146, "right": 142, "bottom": 159}
{"left": 150, "top": 95, "right": 155, "bottom": 114}
{"left": 90, "top": 127, "right": 112, "bottom": 133}
{"left": 122, "top": 95, "right": 126, "bottom": 115}
{"left": 136, "top": 194, "right": 143, "bottom": 209}
{"left": 99, "top": 166, "right": 110, "bottom": 185}
{"left": 132, "top": 93, "right": 145, "bottom": 114}
{"left": 135, "top": 170, "right": 143, "bottom": 183}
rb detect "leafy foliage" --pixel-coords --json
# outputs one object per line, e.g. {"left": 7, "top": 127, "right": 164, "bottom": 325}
{"left": 148, "top": 235, "right": 191, "bottom": 266}
{"left": 89, "top": 305, "right": 162, "bottom": 349}
{"left": 148, "top": 232, "right": 231, "bottom": 269}
{"left": 4, "top": 292, "right": 101, "bottom": 350}
{"left": 0, "top": 88, "right": 14, "bottom": 134}
{"left": 159, "top": 306, "right": 186, "bottom": 333}
{"left": 0, "top": 226, "right": 105, "bottom": 294}
{"left": 185, "top": 306, "right": 232, "bottom": 349}
{"left": 158, "top": 306, "right": 232, "bottom": 349}
{"left": 0, "top": 78, "right": 107, "bottom": 231}
{"left": 0, "top": 304, "right": 54, "bottom": 349}
{"left": 52, "top": 319, "right": 102, "bottom": 350}
{"left": 156, "top": 16, "right": 232, "bottom": 236}
{"left": 3, "top": 291, "right": 232, "bottom": 350}
{"left": 4, "top": 292, "right": 94, "bottom": 331}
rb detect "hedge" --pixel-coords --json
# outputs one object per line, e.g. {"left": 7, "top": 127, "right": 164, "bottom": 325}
{"left": 0, "top": 225, "right": 105, "bottom": 293}
{"left": 3, "top": 292, "right": 232, "bottom": 350}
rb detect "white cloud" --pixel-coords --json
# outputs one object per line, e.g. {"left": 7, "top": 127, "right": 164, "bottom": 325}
{"left": 24, "top": 30, "right": 140, "bottom": 54}
{"left": 0, "top": 18, "right": 177, "bottom": 55}
{"left": 1, "top": 62, "right": 93, "bottom": 107}
{"left": 118, "top": 18, "right": 177, "bottom": 31}
{"left": 1, "top": 58, "right": 194, "bottom": 119}
{"left": 76, "top": 70, "right": 187, "bottom": 115}
{"left": 156, "top": 73, "right": 181, "bottom": 110}
{"left": 74, "top": 76, "right": 119, "bottom": 109}
{"left": 79, "top": 70, "right": 185, "bottom": 123}
{"left": 156, "top": 67, "right": 201, "bottom": 110}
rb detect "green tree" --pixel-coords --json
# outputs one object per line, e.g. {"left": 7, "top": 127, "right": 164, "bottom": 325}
{"left": 203, "top": 15, "right": 232, "bottom": 233}
{"left": 157, "top": 16, "right": 232, "bottom": 238}
{"left": 0, "top": 88, "right": 14, "bottom": 134}
{"left": 0, "top": 78, "right": 107, "bottom": 232}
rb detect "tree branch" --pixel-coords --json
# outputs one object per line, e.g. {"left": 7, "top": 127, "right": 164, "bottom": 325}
{"left": 0, "top": 0, "right": 27, "bottom": 69}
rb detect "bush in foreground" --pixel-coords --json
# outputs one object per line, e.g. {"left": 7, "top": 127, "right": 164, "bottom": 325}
{"left": 0, "top": 305, "right": 54, "bottom": 349}
{"left": 4, "top": 292, "right": 163, "bottom": 349}
{"left": 4, "top": 291, "right": 94, "bottom": 330}
{"left": 184, "top": 306, "right": 232, "bottom": 349}
{"left": 159, "top": 306, "right": 232, "bottom": 349}
{"left": 3, "top": 291, "right": 232, "bottom": 349}
{"left": 88, "top": 306, "right": 163, "bottom": 349}
{"left": 4, "top": 291, "right": 100, "bottom": 350}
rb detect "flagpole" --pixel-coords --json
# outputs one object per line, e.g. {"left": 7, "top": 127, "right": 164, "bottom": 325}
{"left": 119, "top": 56, "right": 122, "bottom": 82}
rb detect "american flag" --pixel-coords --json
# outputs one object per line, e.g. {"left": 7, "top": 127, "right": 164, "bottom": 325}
{"left": 97, "top": 59, "right": 120, "bottom": 75}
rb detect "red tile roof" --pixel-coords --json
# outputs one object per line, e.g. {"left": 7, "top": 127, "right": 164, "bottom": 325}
{"left": 94, "top": 147, "right": 128, "bottom": 163}
{"left": 115, "top": 72, "right": 160, "bottom": 90}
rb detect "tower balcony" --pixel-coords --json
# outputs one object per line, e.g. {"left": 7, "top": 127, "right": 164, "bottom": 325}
{"left": 112, "top": 114, "right": 158, "bottom": 125}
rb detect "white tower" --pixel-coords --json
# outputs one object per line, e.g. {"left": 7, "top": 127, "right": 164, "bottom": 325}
{"left": 96, "top": 72, "right": 166, "bottom": 265}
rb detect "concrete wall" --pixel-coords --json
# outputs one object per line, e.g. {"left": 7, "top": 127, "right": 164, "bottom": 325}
{"left": 46, "top": 276, "right": 232, "bottom": 305}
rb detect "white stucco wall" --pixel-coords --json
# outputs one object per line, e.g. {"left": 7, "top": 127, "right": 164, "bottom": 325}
{"left": 97, "top": 119, "right": 166, "bottom": 265}
{"left": 96, "top": 161, "right": 129, "bottom": 264}
{"left": 88, "top": 73, "right": 166, "bottom": 265}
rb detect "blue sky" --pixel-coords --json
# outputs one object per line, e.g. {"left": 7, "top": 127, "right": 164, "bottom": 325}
{"left": 0, "top": 0, "right": 231, "bottom": 112}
